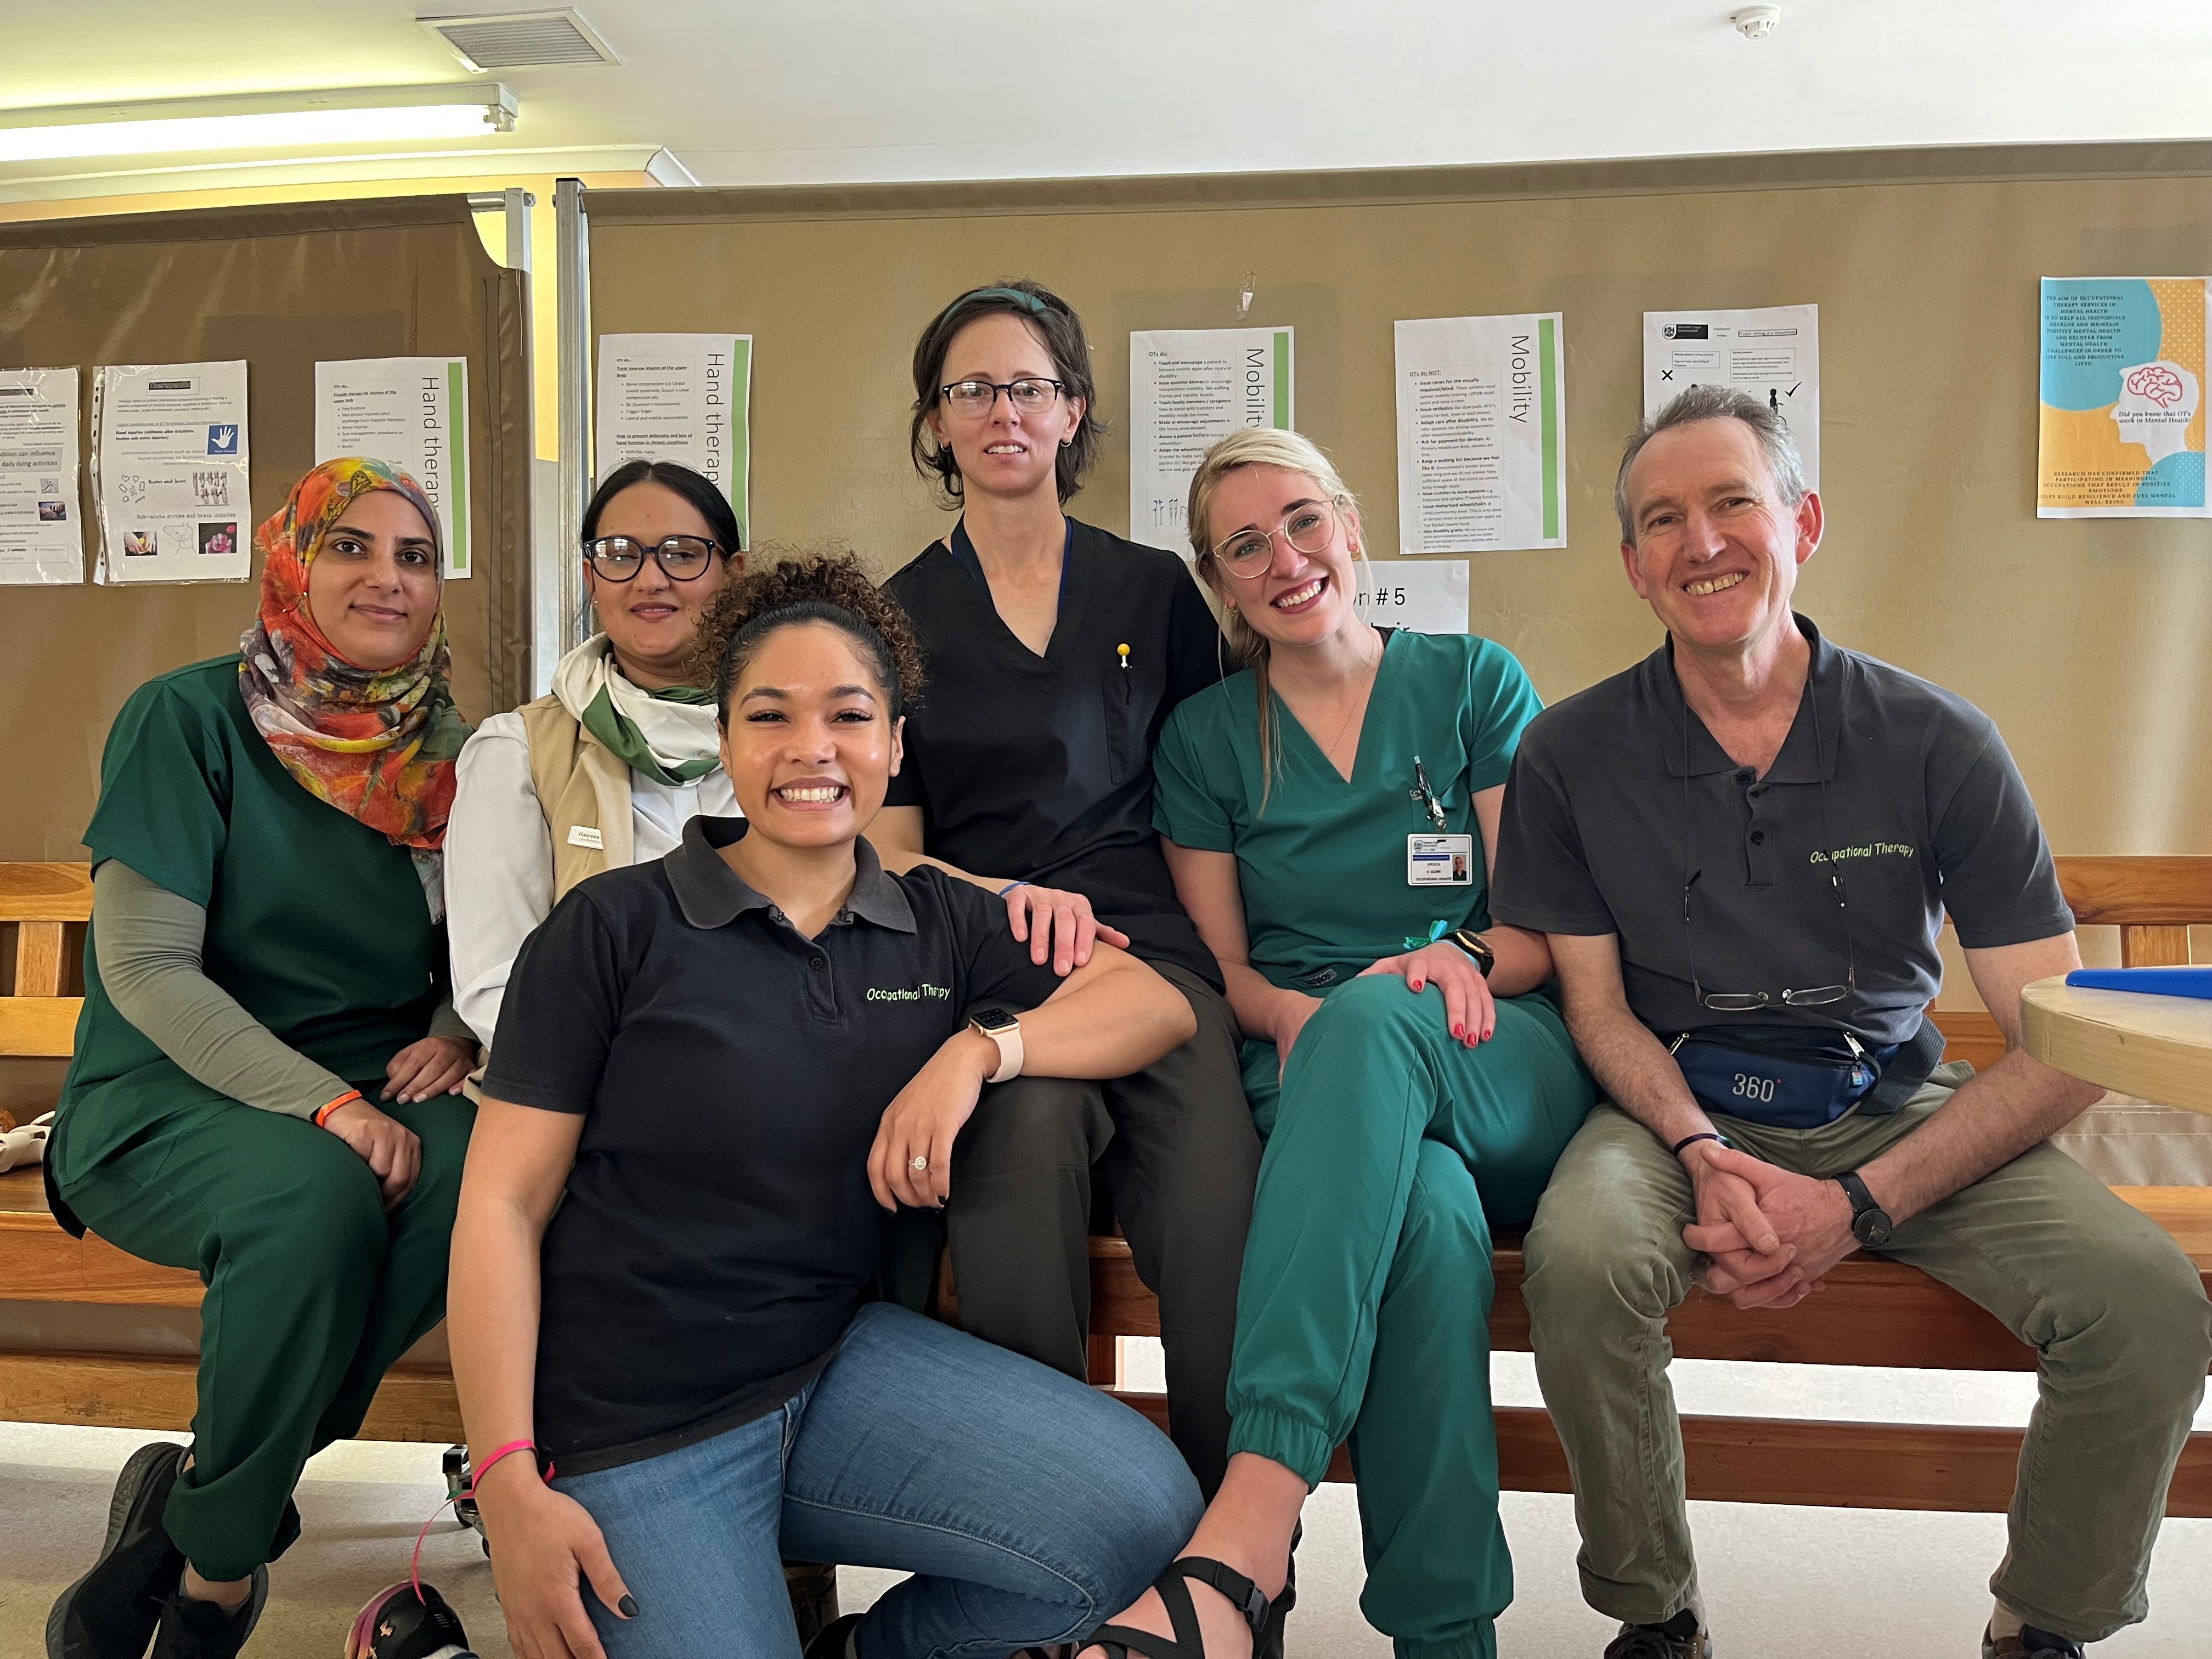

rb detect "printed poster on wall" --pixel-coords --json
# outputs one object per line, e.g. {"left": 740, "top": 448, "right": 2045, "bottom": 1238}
{"left": 1394, "top": 314, "right": 1565, "bottom": 555}
{"left": 1130, "top": 328, "right": 1294, "bottom": 550}
{"left": 315, "top": 358, "right": 472, "bottom": 578}
{"left": 595, "top": 334, "right": 753, "bottom": 538}
{"left": 1641, "top": 304, "right": 1820, "bottom": 489}
{"left": 1354, "top": 559, "right": 1469, "bottom": 634}
{"left": 92, "top": 361, "right": 251, "bottom": 584}
{"left": 2038, "top": 278, "right": 2209, "bottom": 517}
{"left": 0, "top": 366, "right": 84, "bottom": 585}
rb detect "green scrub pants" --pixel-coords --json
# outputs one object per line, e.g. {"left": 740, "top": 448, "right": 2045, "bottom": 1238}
{"left": 1232, "top": 975, "right": 1594, "bottom": 1659}
{"left": 58, "top": 1086, "right": 473, "bottom": 1583}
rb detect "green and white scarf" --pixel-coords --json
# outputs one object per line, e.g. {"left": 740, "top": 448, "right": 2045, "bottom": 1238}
{"left": 551, "top": 635, "right": 722, "bottom": 787}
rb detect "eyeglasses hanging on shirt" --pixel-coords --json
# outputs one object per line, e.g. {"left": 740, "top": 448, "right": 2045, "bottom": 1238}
{"left": 1677, "top": 682, "right": 1860, "bottom": 1012}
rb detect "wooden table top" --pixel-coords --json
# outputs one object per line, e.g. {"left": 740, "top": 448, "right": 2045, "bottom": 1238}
{"left": 2021, "top": 976, "right": 2212, "bottom": 1116}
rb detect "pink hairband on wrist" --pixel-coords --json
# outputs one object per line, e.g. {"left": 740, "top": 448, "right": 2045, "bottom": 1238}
{"left": 410, "top": 1438, "right": 555, "bottom": 1601}
{"left": 468, "top": 1438, "right": 550, "bottom": 1492}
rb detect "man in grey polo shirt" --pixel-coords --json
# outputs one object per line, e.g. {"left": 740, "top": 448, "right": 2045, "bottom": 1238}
{"left": 1490, "top": 385, "right": 2211, "bottom": 1659}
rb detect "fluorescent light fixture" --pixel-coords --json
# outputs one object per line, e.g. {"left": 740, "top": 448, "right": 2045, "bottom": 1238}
{"left": 0, "top": 84, "right": 517, "bottom": 165}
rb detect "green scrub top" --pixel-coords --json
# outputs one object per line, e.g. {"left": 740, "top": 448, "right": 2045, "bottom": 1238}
{"left": 55, "top": 655, "right": 447, "bottom": 1182}
{"left": 1152, "top": 629, "right": 1543, "bottom": 995}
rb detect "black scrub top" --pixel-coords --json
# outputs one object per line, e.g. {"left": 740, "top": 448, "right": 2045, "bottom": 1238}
{"left": 884, "top": 517, "right": 1227, "bottom": 988}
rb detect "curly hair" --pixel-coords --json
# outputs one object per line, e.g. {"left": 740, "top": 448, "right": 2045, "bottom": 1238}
{"left": 685, "top": 548, "right": 927, "bottom": 723}
{"left": 908, "top": 278, "right": 1107, "bottom": 507}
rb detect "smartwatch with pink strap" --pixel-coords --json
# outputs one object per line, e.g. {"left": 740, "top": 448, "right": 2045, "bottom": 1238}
{"left": 968, "top": 1008, "right": 1024, "bottom": 1083}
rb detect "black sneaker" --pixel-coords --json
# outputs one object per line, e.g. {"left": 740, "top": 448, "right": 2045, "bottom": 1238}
{"left": 148, "top": 1570, "right": 268, "bottom": 1659}
{"left": 1605, "top": 1609, "right": 1713, "bottom": 1658}
{"left": 47, "top": 1440, "right": 189, "bottom": 1659}
{"left": 1983, "top": 1625, "right": 2086, "bottom": 1659}
{"left": 346, "top": 1581, "right": 477, "bottom": 1657}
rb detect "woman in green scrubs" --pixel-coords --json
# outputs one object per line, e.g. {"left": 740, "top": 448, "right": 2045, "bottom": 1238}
{"left": 1086, "top": 430, "right": 1595, "bottom": 1659}
{"left": 47, "top": 458, "right": 478, "bottom": 1659}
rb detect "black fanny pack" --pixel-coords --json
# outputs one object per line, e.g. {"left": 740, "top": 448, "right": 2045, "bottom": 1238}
{"left": 1668, "top": 1023, "right": 1922, "bottom": 1130}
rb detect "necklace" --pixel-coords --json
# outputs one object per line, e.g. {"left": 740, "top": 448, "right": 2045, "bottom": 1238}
{"left": 1306, "top": 633, "right": 1385, "bottom": 770}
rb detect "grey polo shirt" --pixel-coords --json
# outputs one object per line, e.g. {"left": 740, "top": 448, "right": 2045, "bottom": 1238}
{"left": 1490, "top": 616, "right": 2073, "bottom": 1049}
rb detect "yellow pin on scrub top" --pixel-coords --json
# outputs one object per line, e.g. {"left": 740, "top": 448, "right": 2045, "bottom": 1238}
{"left": 1118, "top": 643, "right": 1131, "bottom": 670}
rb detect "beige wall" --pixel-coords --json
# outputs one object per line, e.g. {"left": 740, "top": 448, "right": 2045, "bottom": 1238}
{"left": 584, "top": 161, "right": 2212, "bottom": 886}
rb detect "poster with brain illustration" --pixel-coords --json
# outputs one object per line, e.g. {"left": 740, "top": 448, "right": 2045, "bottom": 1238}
{"left": 2038, "top": 277, "right": 2209, "bottom": 517}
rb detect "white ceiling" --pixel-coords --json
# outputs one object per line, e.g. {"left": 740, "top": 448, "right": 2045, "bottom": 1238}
{"left": 10, "top": 0, "right": 2212, "bottom": 201}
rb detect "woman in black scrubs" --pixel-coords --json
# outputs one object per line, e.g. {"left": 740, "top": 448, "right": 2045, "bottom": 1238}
{"left": 874, "top": 280, "right": 1261, "bottom": 1503}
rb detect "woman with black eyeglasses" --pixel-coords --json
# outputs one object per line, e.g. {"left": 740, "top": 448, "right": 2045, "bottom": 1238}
{"left": 446, "top": 459, "right": 744, "bottom": 1056}
{"left": 874, "top": 280, "right": 1263, "bottom": 1521}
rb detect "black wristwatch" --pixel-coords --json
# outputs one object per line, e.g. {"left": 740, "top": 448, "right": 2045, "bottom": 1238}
{"left": 1444, "top": 928, "right": 1497, "bottom": 979}
{"left": 1834, "top": 1169, "right": 1893, "bottom": 1249}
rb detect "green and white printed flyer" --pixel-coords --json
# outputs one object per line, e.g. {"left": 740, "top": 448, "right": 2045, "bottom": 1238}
{"left": 1393, "top": 313, "right": 1566, "bottom": 554}
{"left": 595, "top": 334, "right": 753, "bottom": 541}
{"left": 1129, "top": 326, "right": 1294, "bottom": 550}
{"left": 314, "top": 357, "right": 473, "bottom": 578}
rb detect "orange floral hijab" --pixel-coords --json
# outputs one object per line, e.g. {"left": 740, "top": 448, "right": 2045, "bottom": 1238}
{"left": 237, "top": 458, "right": 471, "bottom": 857}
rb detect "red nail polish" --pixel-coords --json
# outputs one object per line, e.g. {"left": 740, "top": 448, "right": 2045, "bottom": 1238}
{"left": 1453, "top": 1024, "right": 1465, "bottom": 1038}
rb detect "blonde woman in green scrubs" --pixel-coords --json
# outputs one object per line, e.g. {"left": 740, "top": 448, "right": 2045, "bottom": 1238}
{"left": 1084, "top": 430, "right": 1594, "bottom": 1659}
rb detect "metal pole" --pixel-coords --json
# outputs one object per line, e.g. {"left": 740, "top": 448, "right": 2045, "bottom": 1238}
{"left": 500, "top": 187, "right": 533, "bottom": 274}
{"left": 555, "top": 177, "right": 591, "bottom": 653}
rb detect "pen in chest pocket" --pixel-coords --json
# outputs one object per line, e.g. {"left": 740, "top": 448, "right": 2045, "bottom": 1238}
{"left": 1410, "top": 756, "right": 1447, "bottom": 828}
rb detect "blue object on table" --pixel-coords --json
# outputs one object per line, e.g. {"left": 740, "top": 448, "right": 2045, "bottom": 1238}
{"left": 2063, "top": 967, "right": 2212, "bottom": 1000}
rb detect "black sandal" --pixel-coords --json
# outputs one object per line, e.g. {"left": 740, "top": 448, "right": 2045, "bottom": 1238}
{"left": 1087, "top": 1556, "right": 1271, "bottom": 1659}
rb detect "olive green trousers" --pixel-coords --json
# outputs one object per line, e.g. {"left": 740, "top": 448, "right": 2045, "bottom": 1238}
{"left": 1522, "top": 1072, "right": 2212, "bottom": 1644}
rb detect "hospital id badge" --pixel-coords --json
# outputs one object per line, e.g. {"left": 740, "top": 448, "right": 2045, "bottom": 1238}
{"left": 1407, "top": 834, "right": 1475, "bottom": 887}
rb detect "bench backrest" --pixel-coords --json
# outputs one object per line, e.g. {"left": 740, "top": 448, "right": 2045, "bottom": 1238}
{"left": 4, "top": 856, "right": 2205, "bottom": 1069}
{"left": 1, "top": 862, "right": 92, "bottom": 1060}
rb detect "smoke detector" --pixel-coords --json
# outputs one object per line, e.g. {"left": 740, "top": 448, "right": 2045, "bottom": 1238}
{"left": 1731, "top": 5, "right": 1782, "bottom": 38}
{"left": 419, "top": 9, "right": 622, "bottom": 71}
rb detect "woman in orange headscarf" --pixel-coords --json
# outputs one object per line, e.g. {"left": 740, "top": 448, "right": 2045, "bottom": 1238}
{"left": 46, "top": 458, "right": 482, "bottom": 1659}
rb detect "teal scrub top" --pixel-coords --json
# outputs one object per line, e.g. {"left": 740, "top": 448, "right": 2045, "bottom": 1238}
{"left": 1152, "top": 629, "right": 1543, "bottom": 995}
{"left": 55, "top": 656, "right": 448, "bottom": 1182}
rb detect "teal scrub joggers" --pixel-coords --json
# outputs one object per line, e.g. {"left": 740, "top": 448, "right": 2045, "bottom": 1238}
{"left": 1231, "top": 975, "right": 1594, "bottom": 1659}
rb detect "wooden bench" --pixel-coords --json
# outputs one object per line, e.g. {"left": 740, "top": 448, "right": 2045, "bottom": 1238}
{"left": 0, "top": 862, "right": 461, "bottom": 1441}
{"left": 4, "top": 858, "right": 2209, "bottom": 1519}
{"left": 1065, "top": 853, "right": 2212, "bottom": 1514}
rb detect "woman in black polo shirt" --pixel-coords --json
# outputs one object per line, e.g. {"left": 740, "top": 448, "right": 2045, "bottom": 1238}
{"left": 876, "top": 280, "right": 1261, "bottom": 1505}
{"left": 448, "top": 555, "right": 1204, "bottom": 1659}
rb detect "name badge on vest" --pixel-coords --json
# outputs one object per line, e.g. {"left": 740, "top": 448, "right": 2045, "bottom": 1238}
{"left": 567, "top": 825, "right": 605, "bottom": 849}
{"left": 1407, "top": 834, "right": 1474, "bottom": 887}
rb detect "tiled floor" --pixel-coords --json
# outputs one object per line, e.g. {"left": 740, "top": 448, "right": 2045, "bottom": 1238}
{"left": 5, "top": 1354, "right": 2207, "bottom": 1657}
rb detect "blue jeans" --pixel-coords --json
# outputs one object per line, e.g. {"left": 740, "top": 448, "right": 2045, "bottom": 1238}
{"left": 552, "top": 1302, "right": 1204, "bottom": 1658}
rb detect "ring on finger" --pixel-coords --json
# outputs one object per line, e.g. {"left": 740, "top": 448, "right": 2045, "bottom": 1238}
{"left": 910, "top": 1154, "right": 929, "bottom": 1172}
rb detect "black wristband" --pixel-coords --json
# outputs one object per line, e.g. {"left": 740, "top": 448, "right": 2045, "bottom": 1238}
{"left": 1445, "top": 928, "right": 1497, "bottom": 978}
{"left": 1671, "top": 1130, "right": 1730, "bottom": 1157}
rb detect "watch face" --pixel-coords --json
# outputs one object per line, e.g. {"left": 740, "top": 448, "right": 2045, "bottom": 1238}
{"left": 1854, "top": 1210, "right": 1893, "bottom": 1249}
{"left": 970, "top": 1008, "right": 1019, "bottom": 1034}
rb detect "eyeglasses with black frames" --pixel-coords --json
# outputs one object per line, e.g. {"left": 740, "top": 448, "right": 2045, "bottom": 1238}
{"left": 583, "top": 535, "right": 719, "bottom": 583}
{"left": 937, "top": 378, "right": 1066, "bottom": 418}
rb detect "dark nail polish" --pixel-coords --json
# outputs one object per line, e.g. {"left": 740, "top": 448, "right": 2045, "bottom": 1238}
{"left": 619, "top": 1594, "right": 640, "bottom": 1618}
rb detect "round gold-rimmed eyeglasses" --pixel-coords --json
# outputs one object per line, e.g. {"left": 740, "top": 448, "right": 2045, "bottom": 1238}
{"left": 1211, "top": 499, "right": 1344, "bottom": 577}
